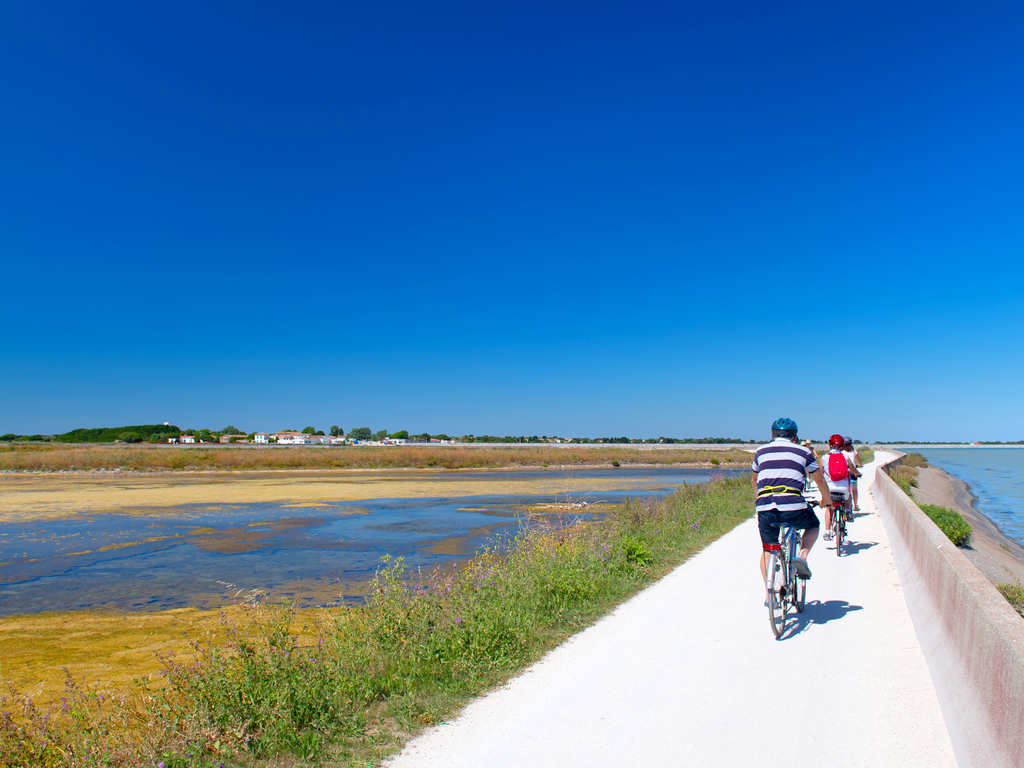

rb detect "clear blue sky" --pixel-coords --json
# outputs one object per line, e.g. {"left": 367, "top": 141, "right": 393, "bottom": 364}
{"left": 3, "top": 1, "right": 1022, "bottom": 442}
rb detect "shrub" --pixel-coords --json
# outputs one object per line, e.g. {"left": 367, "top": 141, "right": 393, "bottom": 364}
{"left": 889, "top": 465, "right": 919, "bottom": 496}
{"left": 918, "top": 503, "right": 972, "bottom": 547}
{"left": 903, "top": 452, "right": 928, "bottom": 468}
{"left": 996, "top": 582, "right": 1024, "bottom": 618}
{"left": 857, "top": 447, "right": 875, "bottom": 464}
{"left": 611, "top": 460, "right": 620, "bottom": 467}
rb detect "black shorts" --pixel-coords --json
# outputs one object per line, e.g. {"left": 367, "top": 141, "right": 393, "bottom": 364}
{"left": 757, "top": 506, "right": 820, "bottom": 545}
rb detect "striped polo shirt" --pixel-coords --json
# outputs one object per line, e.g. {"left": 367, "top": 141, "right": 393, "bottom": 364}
{"left": 751, "top": 437, "right": 819, "bottom": 513}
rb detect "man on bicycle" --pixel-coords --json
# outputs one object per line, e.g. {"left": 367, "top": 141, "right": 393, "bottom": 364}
{"left": 821, "top": 434, "right": 862, "bottom": 540}
{"left": 752, "top": 418, "right": 831, "bottom": 596}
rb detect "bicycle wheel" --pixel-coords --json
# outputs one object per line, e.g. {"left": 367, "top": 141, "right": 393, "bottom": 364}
{"left": 767, "top": 552, "right": 787, "bottom": 638}
{"left": 786, "top": 532, "right": 802, "bottom": 618}
{"left": 834, "top": 513, "right": 842, "bottom": 557}
{"left": 795, "top": 575, "right": 807, "bottom": 612}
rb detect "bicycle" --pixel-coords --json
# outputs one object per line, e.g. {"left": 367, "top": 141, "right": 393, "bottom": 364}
{"left": 765, "top": 500, "right": 815, "bottom": 638}
{"left": 828, "top": 491, "right": 851, "bottom": 556}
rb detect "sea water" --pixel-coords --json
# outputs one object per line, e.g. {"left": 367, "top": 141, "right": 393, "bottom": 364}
{"left": 0, "top": 466, "right": 743, "bottom": 615}
{"left": 913, "top": 448, "right": 1024, "bottom": 546}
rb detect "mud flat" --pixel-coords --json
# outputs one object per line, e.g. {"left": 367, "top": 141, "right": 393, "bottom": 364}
{"left": 911, "top": 464, "right": 1024, "bottom": 585}
{"left": 0, "top": 467, "right": 694, "bottom": 523}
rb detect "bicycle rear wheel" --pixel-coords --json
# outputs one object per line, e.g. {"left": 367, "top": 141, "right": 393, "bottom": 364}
{"left": 834, "top": 513, "right": 842, "bottom": 557}
{"left": 795, "top": 576, "right": 807, "bottom": 612}
{"left": 767, "top": 552, "right": 787, "bottom": 638}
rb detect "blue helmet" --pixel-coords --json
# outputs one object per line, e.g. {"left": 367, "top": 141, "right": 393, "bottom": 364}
{"left": 771, "top": 417, "right": 798, "bottom": 437}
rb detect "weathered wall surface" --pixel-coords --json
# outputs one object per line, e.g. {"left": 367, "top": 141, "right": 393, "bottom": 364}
{"left": 873, "top": 453, "right": 1024, "bottom": 768}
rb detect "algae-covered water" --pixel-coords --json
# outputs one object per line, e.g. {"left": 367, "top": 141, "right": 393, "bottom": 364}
{"left": 0, "top": 467, "right": 742, "bottom": 615}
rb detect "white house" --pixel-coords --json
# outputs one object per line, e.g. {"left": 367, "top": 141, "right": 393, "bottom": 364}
{"left": 180, "top": 435, "right": 196, "bottom": 444}
{"left": 275, "top": 431, "right": 313, "bottom": 445}
{"left": 252, "top": 433, "right": 269, "bottom": 444}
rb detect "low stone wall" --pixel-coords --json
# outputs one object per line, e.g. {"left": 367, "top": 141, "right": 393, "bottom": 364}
{"left": 872, "top": 455, "right": 1024, "bottom": 768}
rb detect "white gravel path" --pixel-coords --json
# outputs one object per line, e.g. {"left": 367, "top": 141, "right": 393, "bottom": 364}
{"left": 386, "top": 457, "right": 957, "bottom": 768}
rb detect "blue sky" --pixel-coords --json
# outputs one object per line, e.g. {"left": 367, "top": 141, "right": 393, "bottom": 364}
{"left": 3, "top": 1, "right": 1023, "bottom": 442}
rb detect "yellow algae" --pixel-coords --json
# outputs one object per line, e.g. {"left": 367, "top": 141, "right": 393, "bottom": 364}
{"left": 0, "top": 469, "right": 663, "bottom": 523}
{"left": 65, "top": 536, "right": 174, "bottom": 556}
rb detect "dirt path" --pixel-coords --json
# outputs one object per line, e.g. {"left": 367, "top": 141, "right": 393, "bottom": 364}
{"left": 385, "top": 458, "right": 956, "bottom": 767}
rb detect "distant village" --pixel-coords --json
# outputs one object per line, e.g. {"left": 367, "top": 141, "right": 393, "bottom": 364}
{"left": 169, "top": 431, "right": 455, "bottom": 446}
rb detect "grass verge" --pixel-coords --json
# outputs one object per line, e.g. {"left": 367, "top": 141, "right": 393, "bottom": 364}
{"left": 0, "top": 476, "right": 753, "bottom": 767}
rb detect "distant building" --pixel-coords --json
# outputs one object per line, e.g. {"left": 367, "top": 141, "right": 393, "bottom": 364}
{"left": 253, "top": 432, "right": 270, "bottom": 444}
{"left": 180, "top": 435, "right": 196, "bottom": 444}
{"left": 275, "top": 431, "right": 313, "bottom": 445}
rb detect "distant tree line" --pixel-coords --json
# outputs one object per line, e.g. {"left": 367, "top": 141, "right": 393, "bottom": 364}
{"left": 14, "top": 426, "right": 1013, "bottom": 446}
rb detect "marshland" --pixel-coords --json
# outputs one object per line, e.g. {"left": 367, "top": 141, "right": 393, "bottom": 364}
{"left": 0, "top": 445, "right": 752, "bottom": 767}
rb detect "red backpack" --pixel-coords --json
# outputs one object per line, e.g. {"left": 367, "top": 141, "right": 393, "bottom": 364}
{"left": 828, "top": 451, "right": 850, "bottom": 481}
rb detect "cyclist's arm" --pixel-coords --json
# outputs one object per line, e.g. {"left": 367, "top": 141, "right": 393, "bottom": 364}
{"left": 846, "top": 455, "right": 862, "bottom": 478}
{"left": 751, "top": 470, "right": 759, "bottom": 493}
{"left": 809, "top": 468, "right": 831, "bottom": 504}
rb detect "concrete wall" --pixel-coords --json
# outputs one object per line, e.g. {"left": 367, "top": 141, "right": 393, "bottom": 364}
{"left": 872, "top": 454, "right": 1024, "bottom": 768}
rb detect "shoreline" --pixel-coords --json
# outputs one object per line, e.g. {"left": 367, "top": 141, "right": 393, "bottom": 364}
{"left": 909, "top": 463, "right": 1024, "bottom": 585}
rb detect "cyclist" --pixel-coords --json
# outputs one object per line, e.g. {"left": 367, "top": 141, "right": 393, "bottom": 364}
{"left": 752, "top": 418, "right": 831, "bottom": 600}
{"left": 821, "top": 434, "right": 862, "bottom": 540}
{"left": 843, "top": 437, "right": 862, "bottom": 512}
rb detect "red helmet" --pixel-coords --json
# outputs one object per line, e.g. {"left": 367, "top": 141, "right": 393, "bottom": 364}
{"left": 829, "top": 434, "right": 844, "bottom": 447}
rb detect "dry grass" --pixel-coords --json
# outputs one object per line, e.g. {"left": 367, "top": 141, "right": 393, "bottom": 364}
{"left": 0, "top": 444, "right": 752, "bottom": 473}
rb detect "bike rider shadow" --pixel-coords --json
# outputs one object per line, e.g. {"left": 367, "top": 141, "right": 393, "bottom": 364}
{"left": 836, "top": 540, "right": 878, "bottom": 556}
{"left": 784, "top": 599, "right": 864, "bottom": 637}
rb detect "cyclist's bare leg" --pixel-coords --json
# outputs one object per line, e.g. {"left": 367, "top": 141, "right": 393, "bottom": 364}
{"left": 798, "top": 527, "right": 818, "bottom": 561}
{"left": 759, "top": 551, "right": 771, "bottom": 600}
{"left": 852, "top": 483, "right": 859, "bottom": 511}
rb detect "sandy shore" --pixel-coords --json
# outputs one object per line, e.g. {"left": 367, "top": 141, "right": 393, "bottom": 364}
{"left": 910, "top": 464, "right": 1024, "bottom": 585}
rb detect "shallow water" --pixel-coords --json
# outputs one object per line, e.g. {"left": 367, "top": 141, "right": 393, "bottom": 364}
{"left": 0, "top": 467, "right": 740, "bottom": 615}
{"left": 913, "top": 448, "right": 1024, "bottom": 545}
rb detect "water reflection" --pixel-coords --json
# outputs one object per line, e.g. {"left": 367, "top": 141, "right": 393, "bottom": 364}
{"left": 0, "top": 467, "right": 740, "bottom": 614}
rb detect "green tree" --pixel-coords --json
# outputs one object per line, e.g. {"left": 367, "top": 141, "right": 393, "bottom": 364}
{"left": 118, "top": 431, "right": 142, "bottom": 443}
{"left": 330, "top": 425, "right": 343, "bottom": 437}
{"left": 389, "top": 430, "right": 409, "bottom": 439}
{"left": 373, "top": 429, "right": 389, "bottom": 441}
{"left": 302, "top": 426, "right": 317, "bottom": 435}
{"left": 348, "top": 427, "right": 373, "bottom": 441}
{"left": 221, "top": 425, "right": 244, "bottom": 435}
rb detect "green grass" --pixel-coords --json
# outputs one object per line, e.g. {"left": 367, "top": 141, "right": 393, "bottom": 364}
{"left": 996, "top": 582, "right": 1024, "bottom": 619}
{"left": 0, "top": 477, "right": 753, "bottom": 767}
{"left": 918, "top": 503, "right": 972, "bottom": 547}
{"left": 857, "top": 447, "right": 875, "bottom": 464}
